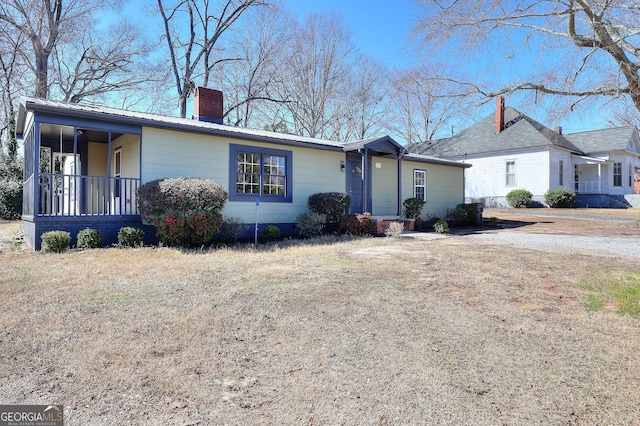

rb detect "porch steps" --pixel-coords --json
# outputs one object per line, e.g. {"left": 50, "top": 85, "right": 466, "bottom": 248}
{"left": 370, "top": 218, "right": 414, "bottom": 236}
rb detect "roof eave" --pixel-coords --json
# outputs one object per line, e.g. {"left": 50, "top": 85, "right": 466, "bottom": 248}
{"left": 18, "top": 97, "right": 345, "bottom": 152}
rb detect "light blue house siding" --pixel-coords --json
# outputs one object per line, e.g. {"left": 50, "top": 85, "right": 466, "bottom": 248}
{"left": 17, "top": 95, "right": 470, "bottom": 249}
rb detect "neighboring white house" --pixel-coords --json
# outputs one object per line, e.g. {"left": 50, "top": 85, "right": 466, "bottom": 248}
{"left": 16, "top": 87, "right": 470, "bottom": 249}
{"left": 414, "top": 97, "right": 640, "bottom": 208}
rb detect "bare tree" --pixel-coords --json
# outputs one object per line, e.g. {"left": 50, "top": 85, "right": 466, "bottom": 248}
{"left": 341, "top": 55, "right": 389, "bottom": 140}
{"left": 281, "top": 12, "right": 357, "bottom": 139}
{"left": 412, "top": 0, "right": 640, "bottom": 119}
{"left": 0, "top": 23, "right": 29, "bottom": 155}
{"left": 215, "top": 5, "right": 292, "bottom": 127}
{"left": 388, "top": 64, "right": 467, "bottom": 145}
{"left": 0, "top": 0, "right": 118, "bottom": 99}
{"left": 157, "top": 0, "right": 268, "bottom": 118}
{"left": 51, "top": 20, "right": 161, "bottom": 104}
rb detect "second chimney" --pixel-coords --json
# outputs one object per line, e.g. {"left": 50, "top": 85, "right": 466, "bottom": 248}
{"left": 194, "top": 87, "right": 224, "bottom": 124}
{"left": 554, "top": 126, "right": 563, "bottom": 135}
{"left": 495, "top": 96, "right": 505, "bottom": 133}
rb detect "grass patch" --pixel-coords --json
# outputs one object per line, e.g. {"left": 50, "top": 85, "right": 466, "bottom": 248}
{"left": 581, "top": 269, "right": 640, "bottom": 317}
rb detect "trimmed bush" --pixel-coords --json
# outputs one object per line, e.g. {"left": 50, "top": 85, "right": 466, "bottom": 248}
{"left": 76, "top": 228, "right": 102, "bottom": 249}
{"left": 544, "top": 188, "right": 576, "bottom": 208}
{"left": 216, "top": 216, "right": 246, "bottom": 244}
{"left": 403, "top": 197, "right": 426, "bottom": 219}
{"left": 506, "top": 189, "right": 533, "bottom": 208}
{"left": 41, "top": 230, "right": 71, "bottom": 253}
{"left": 262, "top": 224, "right": 281, "bottom": 242}
{"left": 445, "top": 203, "right": 476, "bottom": 226}
{"left": 295, "top": 211, "right": 326, "bottom": 238}
{"left": 138, "top": 177, "right": 228, "bottom": 247}
{"left": 307, "top": 192, "right": 351, "bottom": 224}
{"left": 433, "top": 219, "right": 449, "bottom": 234}
{"left": 341, "top": 212, "right": 372, "bottom": 236}
{"left": 156, "top": 210, "right": 222, "bottom": 247}
{"left": 137, "top": 177, "right": 228, "bottom": 225}
{"left": 118, "top": 227, "right": 144, "bottom": 248}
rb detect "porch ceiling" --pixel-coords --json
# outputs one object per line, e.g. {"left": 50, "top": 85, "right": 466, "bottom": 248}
{"left": 572, "top": 154, "right": 608, "bottom": 164}
{"left": 39, "top": 123, "right": 123, "bottom": 143}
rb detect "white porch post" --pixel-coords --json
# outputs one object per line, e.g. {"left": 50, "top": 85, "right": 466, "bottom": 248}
{"left": 598, "top": 163, "right": 602, "bottom": 193}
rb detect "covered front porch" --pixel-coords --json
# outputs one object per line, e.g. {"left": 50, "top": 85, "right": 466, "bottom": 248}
{"left": 19, "top": 106, "right": 143, "bottom": 249}
{"left": 343, "top": 136, "right": 407, "bottom": 216}
{"left": 573, "top": 156, "right": 609, "bottom": 194}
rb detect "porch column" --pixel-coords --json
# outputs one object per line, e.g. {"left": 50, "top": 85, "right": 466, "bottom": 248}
{"left": 363, "top": 148, "right": 369, "bottom": 212}
{"left": 598, "top": 163, "right": 602, "bottom": 193}
{"left": 397, "top": 156, "right": 402, "bottom": 216}
{"left": 33, "top": 121, "right": 41, "bottom": 218}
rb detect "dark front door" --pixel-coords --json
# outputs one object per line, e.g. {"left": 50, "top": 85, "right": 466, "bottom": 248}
{"left": 347, "top": 154, "right": 363, "bottom": 213}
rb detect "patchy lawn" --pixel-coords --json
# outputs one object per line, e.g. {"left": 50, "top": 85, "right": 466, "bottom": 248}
{"left": 1, "top": 214, "right": 639, "bottom": 425}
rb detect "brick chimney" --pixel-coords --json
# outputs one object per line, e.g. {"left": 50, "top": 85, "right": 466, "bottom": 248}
{"left": 554, "top": 126, "right": 563, "bottom": 135}
{"left": 495, "top": 96, "right": 505, "bottom": 133}
{"left": 194, "top": 87, "right": 223, "bottom": 124}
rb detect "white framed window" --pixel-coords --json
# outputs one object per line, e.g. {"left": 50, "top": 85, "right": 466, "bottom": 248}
{"left": 629, "top": 164, "right": 633, "bottom": 187}
{"left": 229, "top": 144, "right": 292, "bottom": 202}
{"left": 414, "top": 169, "right": 426, "bottom": 201}
{"left": 613, "top": 162, "right": 622, "bottom": 187}
{"left": 559, "top": 160, "right": 564, "bottom": 186}
{"left": 505, "top": 161, "right": 516, "bottom": 187}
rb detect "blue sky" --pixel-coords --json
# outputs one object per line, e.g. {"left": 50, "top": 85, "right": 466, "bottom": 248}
{"left": 281, "top": 0, "right": 612, "bottom": 134}
{"left": 282, "top": 0, "right": 420, "bottom": 68}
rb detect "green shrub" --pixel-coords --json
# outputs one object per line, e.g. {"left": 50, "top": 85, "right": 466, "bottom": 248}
{"left": 0, "top": 154, "right": 23, "bottom": 219}
{"left": 544, "top": 188, "right": 576, "bottom": 208}
{"left": 138, "top": 177, "right": 228, "bottom": 247}
{"left": 118, "top": 226, "right": 144, "bottom": 248}
{"left": 433, "top": 219, "right": 449, "bottom": 234}
{"left": 445, "top": 203, "right": 476, "bottom": 226}
{"left": 262, "top": 224, "right": 281, "bottom": 242}
{"left": 156, "top": 210, "right": 222, "bottom": 247}
{"left": 76, "top": 228, "right": 102, "bottom": 249}
{"left": 506, "top": 189, "right": 533, "bottom": 208}
{"left": 295, "top": 211, "right": 326, "bottom": 238}
{"left": 307, "top": 192, "right": 351, "bottom": 224}
{"left": 41, "top": 230, "right": 71, "bottom": 253}
{"left": 137, "top": 177, "right": 228, "bottom": 225}
{"left": 340, "top": 212, "right": 372, "bottom": 236}
{"left": 216, "top": 216, "right": 246, "bottom": 243}
{"left": 403, "top": 197, "right": 426, "bottom": 219}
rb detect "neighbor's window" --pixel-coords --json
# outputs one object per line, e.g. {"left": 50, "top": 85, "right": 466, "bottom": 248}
{"left": 629, "top": 164, "right": 633, "bottom": 187}
{"left": 613, "top": 162, "right": 622, "bottom": 187}
{"left": 506, "top": 161, "right": 516, "bottom": 187}
{"left": 414, "top": 169, "right": 426, "bottom": 201}
{"left": 229, "top": 144, "right": 292, "bottom": 202}
{"left": 559, "top": 160, "right": 564, "bottom": 186}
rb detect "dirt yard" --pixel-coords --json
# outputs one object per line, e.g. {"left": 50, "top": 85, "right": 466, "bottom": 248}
{"left": 1, "top": 210, "right": 639, "bottom": 425}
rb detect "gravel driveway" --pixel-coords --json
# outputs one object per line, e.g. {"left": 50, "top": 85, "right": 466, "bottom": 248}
{"left": 464, "top": 232, "right": 640, "bottom": 258}
{"left": 463, "top": 208, "right": 640, "bottom": 259}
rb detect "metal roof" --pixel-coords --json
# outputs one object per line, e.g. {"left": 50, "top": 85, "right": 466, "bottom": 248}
{"left": 17, "top": 96, "right": 469, "bottom": 168}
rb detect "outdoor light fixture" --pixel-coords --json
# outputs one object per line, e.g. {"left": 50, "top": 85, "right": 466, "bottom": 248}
{"left": 340, "top": 160, "right": 345, "bottom": 172}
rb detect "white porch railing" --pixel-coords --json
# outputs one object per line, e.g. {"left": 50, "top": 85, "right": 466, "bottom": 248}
{"left": 575, "top": 181, "right": 600, "bottom": 194}
{"left": 38, "top": 174, "right": 140, "bottom": 216}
